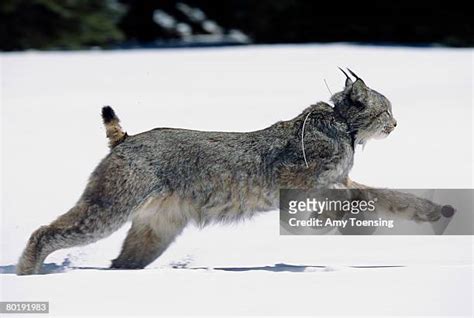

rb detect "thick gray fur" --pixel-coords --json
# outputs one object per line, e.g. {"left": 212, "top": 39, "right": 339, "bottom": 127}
{"left": 16, "top": 69, "right": 443, "bottom": 275}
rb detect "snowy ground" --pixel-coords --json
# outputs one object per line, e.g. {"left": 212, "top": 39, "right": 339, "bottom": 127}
{"left": 1, "top": 44, "right": 473, "bottom": 317}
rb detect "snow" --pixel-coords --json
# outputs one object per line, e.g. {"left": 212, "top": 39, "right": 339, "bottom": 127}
{"left": 1, "top": 44, "right": 473, "bottom": 317}
{"left": 1, "top": 265, "right": 471, "bottom": 316}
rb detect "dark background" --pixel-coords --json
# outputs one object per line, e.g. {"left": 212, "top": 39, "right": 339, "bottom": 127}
{"left": 1, "top": 0, "right": 472, "bottom": 51}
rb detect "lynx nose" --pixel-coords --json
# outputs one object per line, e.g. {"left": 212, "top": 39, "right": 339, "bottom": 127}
{"left": 393, "top": 120, "right": 397, "bottom": 127}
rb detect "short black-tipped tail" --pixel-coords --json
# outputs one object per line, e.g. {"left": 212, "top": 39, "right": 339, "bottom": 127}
{"left": 101, "top": 106, "right": 127, "bottom": 148}
{"left": 102, "top": 106, "right": 118, "bottom": 124}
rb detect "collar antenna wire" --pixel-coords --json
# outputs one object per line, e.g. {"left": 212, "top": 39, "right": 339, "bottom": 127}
{"left": 324, "top": 79, "right": 333, "bottom": 96}
{"left": 301, "top": 111, "right": 312, "bottom": 168}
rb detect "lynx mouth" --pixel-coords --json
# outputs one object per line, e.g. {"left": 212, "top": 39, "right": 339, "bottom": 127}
{"left": 382, "top": 126, "right": 395, "bottom": 135}
{"left": 373, "top": 130, "right": 391, "bottom": 140}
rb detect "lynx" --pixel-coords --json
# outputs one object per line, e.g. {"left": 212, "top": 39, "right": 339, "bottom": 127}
{"left": 16, "top": 68, "right": 450, "bottom": 275}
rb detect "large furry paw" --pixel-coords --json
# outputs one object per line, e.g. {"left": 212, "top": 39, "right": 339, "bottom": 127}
{"left": 16, "top": 255, "right": 40, "bottom": 275}
{"left": 402, "top": 198, "right": 455, "bottom": 222}
{"left": 110, "top": 259, "right": 146, "bottom": 270}
{"left": 16, "top": 226, "right": 50, "bottom": 275}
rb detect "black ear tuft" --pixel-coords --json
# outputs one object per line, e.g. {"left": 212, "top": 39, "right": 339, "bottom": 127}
{"left": 347, "top": 68, "right": 365, "bottom": 84}
{"left": 338, "top": 67, "right": 353, "bottom": 87}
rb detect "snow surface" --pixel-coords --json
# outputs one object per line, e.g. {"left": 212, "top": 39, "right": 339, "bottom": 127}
{"left": 1, "top": 44, "right": 473, "bottom": 317}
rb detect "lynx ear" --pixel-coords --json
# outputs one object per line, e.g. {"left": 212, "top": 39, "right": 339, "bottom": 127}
{"left": 338, "top": 67, "right": 353, "bottom": 88}
{"left": 351, "top": 78, "right": 369, "bottom": 103}
{"left": 346, "top": 68, "right": 367, "bottom": 94}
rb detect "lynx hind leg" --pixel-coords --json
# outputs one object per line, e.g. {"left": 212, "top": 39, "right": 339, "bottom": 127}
{"left": 111, "top": 195, "right": 189, "bottom": 269}
{"left": 16, "top": 200, "right": 131, "bottom": 275}
{"left": 16, "top": 150, "right": 163, "bottom": 275}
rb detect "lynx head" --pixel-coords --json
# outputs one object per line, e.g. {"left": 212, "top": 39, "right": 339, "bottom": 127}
{"left": 330, "top": 68, "right": 397, "bottom": 147}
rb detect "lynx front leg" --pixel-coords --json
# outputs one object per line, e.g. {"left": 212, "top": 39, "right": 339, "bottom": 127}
{"left": 346, "top": 178, "right": 453, "bottom": 222}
